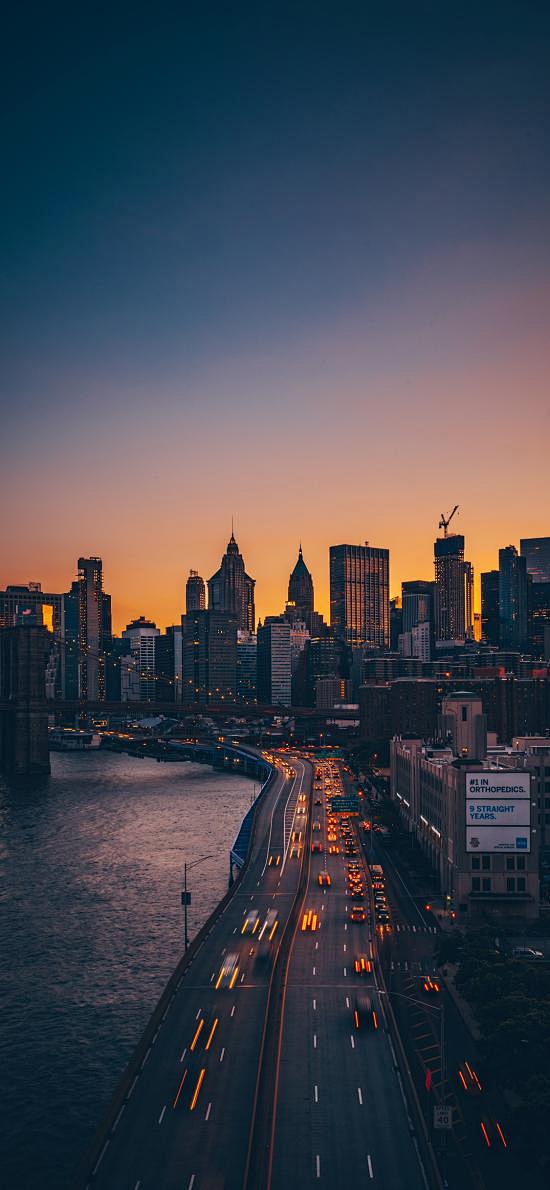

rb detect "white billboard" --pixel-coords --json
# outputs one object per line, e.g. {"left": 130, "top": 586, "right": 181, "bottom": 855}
{"left": 466, "top": 771, "right": 531, "bottom": 853}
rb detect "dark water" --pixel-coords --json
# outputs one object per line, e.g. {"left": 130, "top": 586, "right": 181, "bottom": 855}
{"left": 0, "top": 751, "right": 255, "bottom": 1189}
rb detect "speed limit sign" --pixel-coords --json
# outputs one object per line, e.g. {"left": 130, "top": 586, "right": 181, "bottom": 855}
{"left": 434, "top": 1105, "right": 452, "bottom": 1130}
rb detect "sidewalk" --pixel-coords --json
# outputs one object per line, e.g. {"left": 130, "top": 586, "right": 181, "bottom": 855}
{"left": 438, "top": 962, "right": 481, "bottom": 1042}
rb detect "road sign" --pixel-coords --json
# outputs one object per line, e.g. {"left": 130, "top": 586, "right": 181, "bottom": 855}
{"left": 433, "top": 1105, "right": 452, "bottom": 1130}
{"left": 181, "top": 891, "right": 191, "bottom": 905}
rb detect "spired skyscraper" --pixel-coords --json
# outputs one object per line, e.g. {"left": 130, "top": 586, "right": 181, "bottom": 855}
{"left": 208, "top": 532, "right": 255, "bottom": 633}
{"left": 287, "top": 545, "right": 314, "bottom": 620}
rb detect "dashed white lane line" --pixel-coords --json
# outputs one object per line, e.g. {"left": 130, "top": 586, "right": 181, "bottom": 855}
{"left": 313, "top": 1034, "right": 318, "bottom": 1048}
{"left": 316, "top": 1154, "right": 321, "bottom": 1178}
{"left": 357, "top": 1087, "right": 363, "bottom": 1105}
{"left": 188, "top": 1176, "right": 196, "bottom": 1190}
{"left": 134, "top": 1181, "right": 141, "bottom": 1190}
{"left": 313, "top": 966, "right": 316, "bottom": 975}
{"left": 343, "top": 944, "right": 346, "bottom": 953}
{"left": 344, "top": 923, "right": 348, "bottom": 931}
{"left": 128, "top": 1075, "right": 138, "bottom": 1098}
{"left": 345, "top": 996, "right": 350, "bottom": 1008}
{"left": 231, "top": 1005, "right": 236, "bottom": 1018}
{"left": 343, "top": 967, "right": 347, "bottom": 977}
{"left": 315, "top": 941, "right": 319, "bottom": 949}
{"left": 180, "top": 1047, "right": 187, "bottom": 1062}
{"left": 205, "top": 1102, "right": 212, "bottom": 1121}
{"left": 158, "top": 1105, "right": 166, "bottom": 1125}
{"left": 195, "top": 1008, "right": 202, "bottom": 1020}
{"left": 210, "top": 972, "right": 215, "bottom": 982}
{"left": 350, "top": 1035, "right": 355, "bottom": 1049}
{"left": 367, "top": 1154, "right": 374, "bottom": 1178}
{"left": 233, "top": 927, "right": 238, "bottom": 934}
{"left": 113, "top": 1104, "right": 126, "bottom": 1132}
{"left": 313, "top": 998, "right": 316, "bottom": 1010}
{"left": 314, "top": 1084, "right": 319, "bottom": 1102}
{"left": 219, "top": 1048, "right": 225, "bottom": 1063}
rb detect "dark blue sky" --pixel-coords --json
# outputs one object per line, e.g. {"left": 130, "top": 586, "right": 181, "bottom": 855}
{"left": 2, "top": 1, "right": 549, "bottom": 626}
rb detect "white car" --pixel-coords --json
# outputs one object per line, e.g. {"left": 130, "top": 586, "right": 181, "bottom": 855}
{"left": 511, "top": 946, "right": 544, "bottom": 960}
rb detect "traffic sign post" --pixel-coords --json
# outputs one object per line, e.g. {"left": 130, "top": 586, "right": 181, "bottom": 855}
{"left": 433, "top": 1104, "right": 452, "bottom": 1131}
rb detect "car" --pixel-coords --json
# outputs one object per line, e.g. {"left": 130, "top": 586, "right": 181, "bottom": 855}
{"left": 290, "top": 843, "right": 302, "bottom": 858}
{"left": 241, "top": 909, "right": 260, "bottom": 935}
{"left": 350, "top": 905, "right": 367, "bottom": 923}
{"left": 511, "top": 947, "right": 544, "bottom": 960}
{"left": 421, "top": 975, "right": 441, "bottom": 994}
{"left": 314, "top": 798, "right": 322, "bottom": 806}
{"left": 328, "top": 845, "right": 340, "bottom": 855}
{"left": 292, "top": 830, "right": 302, "bottom": 843}
{"left": 268, "top": 853, "right": 281, "bottom": 867}
{"left": 318, "top": 872, "right": 331, "bottom": 887}
{"left": 353, "top": 994, "right": 378, "bottom": 1030}
{"left": 458, "top": 1060, "right": 482, "bottom": 1095}
{"left": 311, "top": 841, "right": 322, "bottom": 854}
{"left": 313, "top": 820, "right": 321, "bottom": 831}
{"left": 375, "top": 911, "right": 390, "bottom": 924}
{"left": 301, "top": 909, "right": 319, "bottom": 932}
{"left": 215, "top": 953, "right": 240, "bottom": 989}
{"left": 354, "top": 955, "right": 372, "bottom": 976}
{"left": 258, "top": 909, "right": 278, "bottom": 942}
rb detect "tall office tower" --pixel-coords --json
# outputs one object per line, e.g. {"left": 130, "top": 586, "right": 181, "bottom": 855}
{"left": 329, "top": 543, "right": 390, "bottom": 649}
{"left": 529, "top": 584, "right": 550, "bottom": 657}
{"left": 257, "top": 617, "right": 292, "bottom": 705}
{"left": 390, "top": 598, "right": 403, "bottom": 651}
{"left": 287, "top": 545, "right": 314, "bottom": 619}
{"left": 77, "top": 557, "right": 108, "bottom": 701}
{"left": 122, "top": 617, "right": 160, "bottom": 701}
{"left": 499, "top": 546, "right": 528, "bottom": 651}
{"left": 208, "top": 532, "right": 255, "bottom": 632}
{"left": 402, "top": 580, "right": 433, "bottom": 633}
{"left": 464, "top": 561, "right": 474, "bottom": 639}
{"left": 182, "top": 610, "right": 237, "bottom": 704}
{"left": 186, "top": 570, "right": 206, "bottom": 613}
{"left": 481, "top": 571, "right": 500, "bottom": 646}
{"left": 520, "top": 537, "right": 550, "bottom": 584}
{"left": 434, "top": 534, "right": 468, "bottom": 644}
{"left": 236, "top": 630, "right": 257, "bottom": 703}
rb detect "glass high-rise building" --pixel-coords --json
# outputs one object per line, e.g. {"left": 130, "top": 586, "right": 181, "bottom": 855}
{"left": 499, "top": 545, "right": 528, "bottom": 651}
{"left": 329, "top": 543, "right": 389, "bottom": 649}
{"left": 520, "top": 538, "right": 550, "bottom": 584}
{"left": 186, "top": 570, "right": 206, "bottom": 613}
{"left": 77, "top": 557, "right": 110, "bottom": 700}
{"left": 433, "top": 534, "right": 471, "bottom": 644}
{"left": 481, "top": 570, "right": 500, "bottom": 646}
{"left": 182, "top": 610, "right": 237, "bottom": 704}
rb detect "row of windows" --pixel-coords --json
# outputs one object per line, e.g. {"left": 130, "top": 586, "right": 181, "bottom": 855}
{"left": 471, "top": 855, "right": 526, "bottom": 871}
{"left": 471, "top": 877, "right": 526, "bottom": 893}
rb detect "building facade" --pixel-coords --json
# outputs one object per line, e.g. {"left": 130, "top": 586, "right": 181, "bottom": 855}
{"left": 257, "top": 618, "right": 292, "bottom": 705}
{"left": 122, "top": 617, "right": 160, "bottom": 701}
{"left": 499, "top": 545, "right": 528, "bottom": 651}
{"left": 520, "top": 537, "right": 550, "bottom": 585}
{"left": 481, "top": 570, "right": 500, "bottom": 647}
{"left": 186, "top": 570, "right": 206, "bottom": 613}
{"left": 208, "top": 533, "right": 255, "bottom": 633}
{"left": 76, "top": 557, "right": 111, "bottom": 701}
{"left": 182, "top": 610, "right": 237, "bottom": 705}
{"left": 330, "top": 543, "right": 389, "bottom": 649}
{"left": 434, "top": 534, "right": 468, "bottom": 644}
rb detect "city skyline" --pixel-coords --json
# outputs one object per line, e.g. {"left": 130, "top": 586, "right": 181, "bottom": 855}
{"left": 2, "top": 517, "right": 548, "bottom": 635}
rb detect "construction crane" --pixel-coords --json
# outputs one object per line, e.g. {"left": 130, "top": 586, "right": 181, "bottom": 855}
{"left": 439, "top": 505, "right": 459, "bottom": 537}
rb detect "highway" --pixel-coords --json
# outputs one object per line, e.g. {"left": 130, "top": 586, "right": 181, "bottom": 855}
{"left": 268, "top": 758, "right": 428, "bottom": 1190}
{"left": 85, "top": 756, "right": 310, "bottom": 1190}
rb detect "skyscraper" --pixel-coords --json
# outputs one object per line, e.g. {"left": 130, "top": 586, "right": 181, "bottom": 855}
{"left": 329, "top": 543, "right": 389, "bottom": 649}
{"left": 401, "top": 580, "right": 434, "bottom": 634}
{"left": 520, "top": 537, "right": 550, "bottom": 584}
{"left": 186, "top": 570, "right": 206, "bottom": 613}
{"left": 208, "top": 532, "right": 255, "bottom": 632}
{"left": 434, "top": 534, "right": 467, "bottom": 644}
{"left": 499, "top": 545, "right": 528, "bottom": 650}
{"left": 481, "top": 570, "right": 500, "bottom": 646}
{"left": 77, "top": 557, "right": 110, "bottom": 700}
{"left": 122, "top": 617, "right": 160, "bottom": 701}
{"left": 257, "top": 617, "right": 292, "bottom": 705}
{"left": 182, "top": 610, "right": 237, "bottom": 704}
{"left": 287, "top": 545, "right": 314, "bottom": 619}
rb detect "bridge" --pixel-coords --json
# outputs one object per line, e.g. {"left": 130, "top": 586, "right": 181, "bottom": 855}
{"left": 0, "top": 622, "right": 357, "bottom": 777}
{"left": 75, "top": 752, "right": 441, "bottom": 1190}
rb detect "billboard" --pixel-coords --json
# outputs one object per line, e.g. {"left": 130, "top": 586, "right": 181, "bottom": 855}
{"left": 466, "top": 772, "right": 531, "bottom": 853}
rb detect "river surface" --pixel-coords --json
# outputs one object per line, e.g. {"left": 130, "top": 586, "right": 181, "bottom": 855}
{"left": 0, "top": 751, "right": 255, "bottom": 1189}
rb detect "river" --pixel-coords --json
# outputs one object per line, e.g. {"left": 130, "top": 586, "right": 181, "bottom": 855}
{"left": 0, "top": 750, "right": 255, "bottom": 1189}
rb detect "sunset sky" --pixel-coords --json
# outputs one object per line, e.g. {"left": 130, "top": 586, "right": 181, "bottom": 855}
{"left": 2, "top": 2, "right": 549, "bottom": 632}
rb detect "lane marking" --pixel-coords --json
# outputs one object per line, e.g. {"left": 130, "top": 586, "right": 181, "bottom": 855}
{"left": 91, "top": 1141, "right": 109, "bottom": 1176}
{"left": 220, "top": 1047, "right": 225, "bottom": 1062}
{"left": 188, "top": 1177, "right": 196, "bottom": 1190}
{"left": 195, "top": 1009, "right": 202, "bottom": 1021}
{"left": 112, "top": 1104, "right": 125, "bottom": 1131}
{"left": 350, "top": 1035, "right": 355, "bottom": 1049}
{"left": 357, "top": 1087, "right": 363, "bottom": 1105}
{"left": 314, "top": 1084, "right": 319, "bottom": 1102}
{"left": 233, "top": 926, "right": 237, "bottom": 933}
{"left": 343, "top": 967, "right": 347, "bottom": 977}
{"left": 313, "top": 1033, "right": 317, "bottom": 1048}
{"left": 180, "top": 1047, "right": 187, "bottom": 1062}
{"left": 231, "top": 1005, "right": 236, "bottom": 1017}
{"left": 205, "top": 1102, "right": 212, "bottom": 1121}
{"left": 313, "top": 998, "right": 316, "bottom": 1010}
{"left": 158, "top": 1105, "right": 166, "bottom": 1125}
{"left": 128, "top": 1076, "right": 138, "bottom": 1099}
{"left": 134, "top": 1182, "right": 141, "bottom": 1190}
{"left": 345, "top": 996, "right": 350, "bottom": 1008}
{"left": 367, "top": 1154, "right": 374, "bottom": 1179}
{"left": 343, "top": 944, "right": 346, "bottom": 953}
{"left": 315, "top": 941, "right": 319, "bottom": 950}
{"left": 313, "top": 966, "right": 316, "bottom": 975}
{"left": 316, "top": 1154, "right": 321, "bottom": 1178}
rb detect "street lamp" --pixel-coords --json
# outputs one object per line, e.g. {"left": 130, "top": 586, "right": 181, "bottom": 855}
{"left": 181, "top": 853, "right": 215, "bottom": 952}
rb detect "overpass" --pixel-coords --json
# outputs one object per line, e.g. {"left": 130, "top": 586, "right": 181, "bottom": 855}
{"left": 76, "top": 752, "right": 440, "bottom": 1190}
{"left": 49, "top": 699, "right": 358, "bottom": 721}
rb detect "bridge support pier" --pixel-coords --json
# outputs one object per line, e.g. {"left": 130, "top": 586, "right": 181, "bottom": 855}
{"left": 0, "top": 625, "right": 50, "bottom": 778}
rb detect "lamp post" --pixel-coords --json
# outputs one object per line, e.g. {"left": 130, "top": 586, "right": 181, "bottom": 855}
{"left": 181, "top": 853, "right": 215, "bottom": 952}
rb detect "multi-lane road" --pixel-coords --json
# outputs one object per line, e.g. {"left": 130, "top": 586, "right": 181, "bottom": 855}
{"left": 83, "top": 754, "right": 433, "bottom": 1190}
